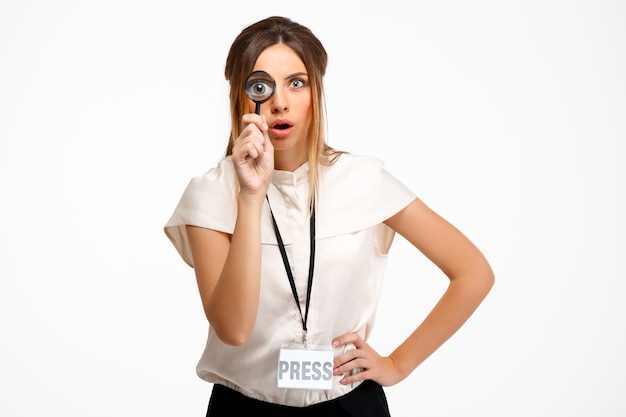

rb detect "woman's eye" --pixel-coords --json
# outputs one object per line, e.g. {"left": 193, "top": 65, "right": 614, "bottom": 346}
{"left": 253, "top": 82, "right": 270, "bottom": 95}
{"left": 245, "top": 80, "right": 274, "bottom": 101}
{"left": 290, "top": 79, "right": 305, "bottom": 88}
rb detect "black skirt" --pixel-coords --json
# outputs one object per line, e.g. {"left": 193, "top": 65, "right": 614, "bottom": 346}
{"left": 206, "top": 380, "right": 391, "bottom": 416}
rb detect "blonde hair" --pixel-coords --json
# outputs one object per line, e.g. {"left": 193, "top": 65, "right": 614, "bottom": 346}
{"left": 224, "top": 16, "right": 343, "bottom": 206}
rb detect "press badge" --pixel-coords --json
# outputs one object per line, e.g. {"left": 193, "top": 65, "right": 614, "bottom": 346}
{"left": 277, "top": 344, "right": 334, "bottom": 389}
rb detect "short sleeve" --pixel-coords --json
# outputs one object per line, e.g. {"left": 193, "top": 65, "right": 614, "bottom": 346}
{"left": 316, "top": 154, "right": 417, "bottom": 239}
{"left": 164, "top": 157, "right": 238, "bottom": 267}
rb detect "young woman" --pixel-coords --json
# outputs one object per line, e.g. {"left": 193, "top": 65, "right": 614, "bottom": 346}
{"left": 164, "top": 16, "right": 494, "bottom": 416}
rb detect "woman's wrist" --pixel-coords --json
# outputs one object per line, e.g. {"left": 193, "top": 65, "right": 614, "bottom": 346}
{"left": 237, "top": 191, "right": 267, "bottom": 211}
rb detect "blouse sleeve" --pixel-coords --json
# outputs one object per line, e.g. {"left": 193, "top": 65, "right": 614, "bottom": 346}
{"left": 316, "top": 154, "right": 417, "bottom": 239}
{"left": 163, "top": 158, "right": 238, "bottom": 267}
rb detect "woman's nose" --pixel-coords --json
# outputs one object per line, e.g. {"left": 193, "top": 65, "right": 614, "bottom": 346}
{"left": 271, "top": 89, "right": 288, "bottom": 113}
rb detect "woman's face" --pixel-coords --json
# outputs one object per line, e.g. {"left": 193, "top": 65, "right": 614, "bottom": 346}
{"left": 251, "top": 43, "right": 312, "bottom": 166}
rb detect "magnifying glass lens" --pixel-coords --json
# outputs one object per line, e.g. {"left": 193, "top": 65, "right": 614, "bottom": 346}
{"left": 244, "top": 71, "right": 276, "bottom": 105}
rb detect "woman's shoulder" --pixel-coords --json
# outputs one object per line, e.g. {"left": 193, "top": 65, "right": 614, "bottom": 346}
{"left": 189, "top": 156, "right": 235, "bottom": 187}
{"left": 173, "top": 155, "right": 238, "bottom": 222}
{"left": 325, "top": 152, "right": 385, "bottom": 177}
{"left": 333, "top": 152, "right": 384, "bottom": 167}
{"left": 164, "top": 156, "right": 238, "bottom": 261}
{"left": 316, "top": 152, "right": 415, "bottom": 236}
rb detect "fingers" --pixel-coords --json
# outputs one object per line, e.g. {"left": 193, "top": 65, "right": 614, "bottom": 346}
{"left": 239, "top": 135, "right": 263, "bottom": 160}
{"left": 332, "top": 332, "right": 364, "bottom": 349}
{"left": 332, "top": 333, "right": 371, "bottom": 384}
{"left": 333, "top": 355, "right": 370, "bottom": 385}
{"left": 332, "top": 333, "right": 402, "bottom": 387}
{"left": 233, "top": 114, "right": 269, "bottom": 161}
{"left": 231, "top": 114, "right": 274, "bottom": 199}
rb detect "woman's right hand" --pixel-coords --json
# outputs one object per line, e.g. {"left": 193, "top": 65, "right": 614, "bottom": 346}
{"left": 231, "top": 113, "right": 274, "bottom": 202}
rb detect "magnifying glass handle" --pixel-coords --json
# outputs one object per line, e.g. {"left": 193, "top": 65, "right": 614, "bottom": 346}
{"left": 255, "top": 102, "right": 261, "bottom": 115}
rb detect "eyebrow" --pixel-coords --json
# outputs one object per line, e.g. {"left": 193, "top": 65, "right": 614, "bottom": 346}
{"left": 283, "top": 71, "right": 309, "bottom": 80}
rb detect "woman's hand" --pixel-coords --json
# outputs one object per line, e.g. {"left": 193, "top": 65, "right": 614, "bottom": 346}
{"left": 332, "top": 332, "right": 405, "bottom": 387}
{"left": 231, "top": 113, "right": 274, "bottom": 202}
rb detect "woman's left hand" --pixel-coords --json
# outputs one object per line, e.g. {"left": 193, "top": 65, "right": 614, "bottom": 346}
{"left": 332, "top": 332, "right": 404, "bottom": 387}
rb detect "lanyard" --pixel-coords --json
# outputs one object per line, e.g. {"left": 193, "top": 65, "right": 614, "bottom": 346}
{"left": 266, "top": 195, "right": 316, "bottom": 342}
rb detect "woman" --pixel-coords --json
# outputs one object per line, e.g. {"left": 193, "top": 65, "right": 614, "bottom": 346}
{"left": 164, "top": 16, "right": 494, "bottom": 416}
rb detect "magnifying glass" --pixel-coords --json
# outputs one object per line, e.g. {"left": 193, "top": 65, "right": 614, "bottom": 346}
{"left": 244, "top": 70, "right": 276, "bottom": 114}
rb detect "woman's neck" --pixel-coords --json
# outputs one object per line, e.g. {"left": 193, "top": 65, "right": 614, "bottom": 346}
{"left": 273, "top": 149, "right": 307, "bottom": 172}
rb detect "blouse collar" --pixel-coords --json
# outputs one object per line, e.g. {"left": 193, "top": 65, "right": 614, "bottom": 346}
{"left": 271, "top": 162, "right": 309, "bottom": 188}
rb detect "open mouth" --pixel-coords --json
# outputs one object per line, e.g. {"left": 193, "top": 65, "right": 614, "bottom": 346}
{"left": 270, "top": 120, "right": 293, "bottom": 138}
{"left": 271, "top": 119, "right": 293, "bottom": 129}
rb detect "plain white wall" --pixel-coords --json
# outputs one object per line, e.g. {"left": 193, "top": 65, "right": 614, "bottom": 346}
{"left": 1, "top": 1, "right": 624, "bottom": 416}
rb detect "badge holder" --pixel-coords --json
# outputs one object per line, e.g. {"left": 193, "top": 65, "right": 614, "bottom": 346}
{"left": 278, "top": 343, "right": 334, "bottom": 390}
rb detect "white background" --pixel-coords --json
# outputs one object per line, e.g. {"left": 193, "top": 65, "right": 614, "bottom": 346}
{"left": 1, "top": 1, "right": 624, "bottom": 416}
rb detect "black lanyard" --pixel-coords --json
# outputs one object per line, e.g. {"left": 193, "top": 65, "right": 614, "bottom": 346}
{"left": 266, "top": 195, "right": 316, "bottom": 339}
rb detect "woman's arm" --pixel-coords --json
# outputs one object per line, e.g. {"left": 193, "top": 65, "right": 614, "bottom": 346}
{"left": 186, "top": 197, "right": 264, "bottom": 346}
{"left": 186, "top": 113, "right": 273, "bottom": 346}
{"left": 333, "top": 197, "right": 494, "bottom": 385}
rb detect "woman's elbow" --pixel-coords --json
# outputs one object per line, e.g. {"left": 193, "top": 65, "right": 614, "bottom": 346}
{"left": 454, "top": 258, "right": 495, "bottom": 298}
{"left": 477, "top": 261, "right": 495, "bottom": 296}
{"left": 206, "top": 312, "right": 254, "bottom": 347}
{"left": 216, "top": 330, "right": 251, "bottom": 347}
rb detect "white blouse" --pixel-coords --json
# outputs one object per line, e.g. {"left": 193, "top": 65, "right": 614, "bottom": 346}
{"left": 164, "top": 153, "right": 416, "bottom": 407}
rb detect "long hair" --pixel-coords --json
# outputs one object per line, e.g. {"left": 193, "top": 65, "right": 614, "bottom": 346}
{"left": 224, "top": 16, "right": 343, "bottom": 206}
